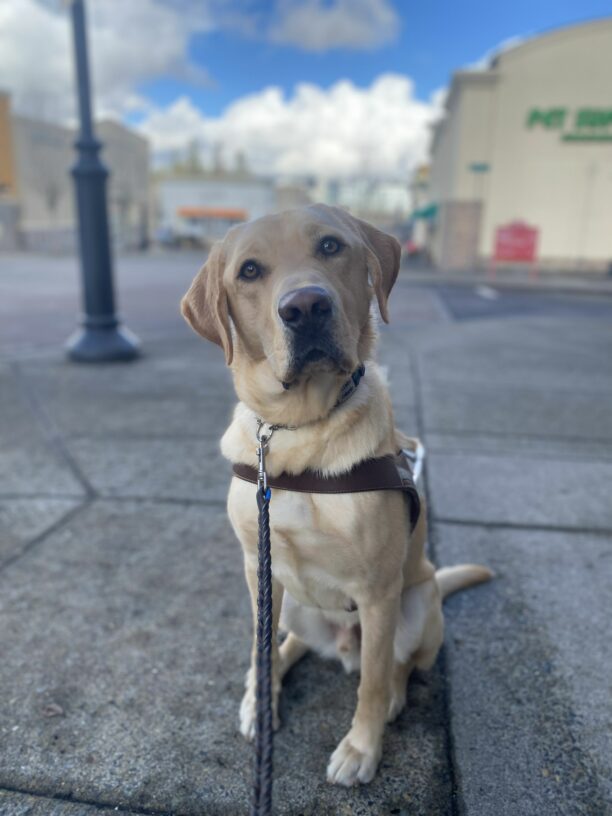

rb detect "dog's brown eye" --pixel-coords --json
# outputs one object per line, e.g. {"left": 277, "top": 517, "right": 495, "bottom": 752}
{"left": 239, "top": 260, "right": 262, "bottom": 280}
{"left": 319, "top": 236, "right": 342, "bottom": 256}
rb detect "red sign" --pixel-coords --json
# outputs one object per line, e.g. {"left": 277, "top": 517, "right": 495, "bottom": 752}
{"left": 494, "top": 221, "right": 538, "bottom": 263}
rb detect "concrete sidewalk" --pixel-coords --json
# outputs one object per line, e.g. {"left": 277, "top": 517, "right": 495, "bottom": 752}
{"left": 1, "top": 264, "right": 611, "bottom": 815}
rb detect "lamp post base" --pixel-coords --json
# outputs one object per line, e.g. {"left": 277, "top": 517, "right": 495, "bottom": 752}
{"left": 66, "top": 324, "right": 141, "bottom": 362}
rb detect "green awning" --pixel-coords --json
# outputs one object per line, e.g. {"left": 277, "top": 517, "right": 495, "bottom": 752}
{"left": 412, "top": 203, "right": 438, "bottom": 220}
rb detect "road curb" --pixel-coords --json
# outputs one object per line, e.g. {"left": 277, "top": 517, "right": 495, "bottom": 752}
{"left": 400, "top": 270, "right": 612, "bottom": 298}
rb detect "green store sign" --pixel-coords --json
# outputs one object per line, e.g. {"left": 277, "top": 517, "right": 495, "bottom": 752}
{"left": 526, "top": 107, "right": 612, "bottom": 142}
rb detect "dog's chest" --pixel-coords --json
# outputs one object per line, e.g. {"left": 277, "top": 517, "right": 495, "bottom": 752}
{"left": 228, "top": 477, "right": 361, "bottom": 611}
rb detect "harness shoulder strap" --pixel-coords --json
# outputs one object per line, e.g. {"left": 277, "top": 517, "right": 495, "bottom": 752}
{"left": 232, "top": 451, "right": 421, "bottom": 531}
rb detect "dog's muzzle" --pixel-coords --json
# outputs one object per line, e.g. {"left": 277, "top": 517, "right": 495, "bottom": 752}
{"left": 278, "top": 286, "right": 343, "bottom": 380}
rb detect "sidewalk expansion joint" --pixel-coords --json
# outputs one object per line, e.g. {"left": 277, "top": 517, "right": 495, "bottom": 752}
{"left": 425, "top": 426, "right": 612, "bottom": 447}
{"left": 425, "top": 445, "right": 612, "bottom": 465}
{"left": 95, "top": 495, "right": 227, "bottom": 507}
{"left": 10, "top": 362, "right": 97, "bottom": 499}
{"left": 0, "top": 499, "right": 91, "bottom": 574}
{"left": 0, "top": 783, "right": 172, "bottom": 816}
{"left": 69, "top": 432, "right": 227, "bottom": 441}
{"left": 0, "top": 492, "right": 85, "bottom": 501}
{"left": 433, "top": 515, "right": 612, "bottom": 537}
{"left": 423, "top": 378, "right": 612, "bottom": 398}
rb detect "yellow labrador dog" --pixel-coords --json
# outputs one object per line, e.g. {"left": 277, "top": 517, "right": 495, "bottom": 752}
{"left": 181, "top": 204, "right": 491, "bottom": 786}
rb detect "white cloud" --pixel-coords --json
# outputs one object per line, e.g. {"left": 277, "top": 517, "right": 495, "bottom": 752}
{"left": 138, "top": 74, "right": 442, "bottom": 179}
{"left": 0, "top": 0, "right": 403, "bottom": 126}
{"left": 1, "top": 0, "right": 437, "bottom": 180}
{"left": 268, "top": 0, "right": 399, "bottom": 52}
{"left": 0, "top": 0, "right": 215, "bottom": 122}
{"left": 0, "top": 0, "right": 71, "bottom": 121}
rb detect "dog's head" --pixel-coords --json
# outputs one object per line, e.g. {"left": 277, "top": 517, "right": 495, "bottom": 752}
{"left": 181, "top": 204, "right": 400, "bottom": 421}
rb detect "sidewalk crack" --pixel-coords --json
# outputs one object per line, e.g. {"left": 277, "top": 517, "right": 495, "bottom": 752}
{"left": 0, "top": 499, "right": 90, "bottom": 574}
{"left": 9, "top": 362, "right": 96, "bottom": 499}
{"left": 0, "top": 783, "right": 173, "bottom": 815}
{"left": 433, "top": 515, "right": 612, "bottom": 537}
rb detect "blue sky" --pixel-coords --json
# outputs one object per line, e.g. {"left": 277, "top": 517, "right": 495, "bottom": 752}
{"left": 139, "top": 1, "right": 612, "bottom": 116}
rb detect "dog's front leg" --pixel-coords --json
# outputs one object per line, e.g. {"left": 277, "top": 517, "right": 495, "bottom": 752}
{"left": 327, "top": 592, "right": 399, "bottom": 786}
{"left": 239, "top": 563, "right": 284, "bottom": 741}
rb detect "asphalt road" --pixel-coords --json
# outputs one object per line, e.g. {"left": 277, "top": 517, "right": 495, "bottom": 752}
{"left": 2, "top": 251, "right": 612, "bottom": 359}
{"left": 435, "top": 282, "right": 612, "bottom": 322}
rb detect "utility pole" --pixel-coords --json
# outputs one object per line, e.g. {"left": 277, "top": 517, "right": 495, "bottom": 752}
{"left": 66, "top": 0, "right": 140, "bottom": 362}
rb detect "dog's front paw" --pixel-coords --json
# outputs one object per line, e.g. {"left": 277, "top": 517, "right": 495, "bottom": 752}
{"left": 326, "top": 732, "right": 382, "bottom": 786}
{"left": 239, "top": 673, "right": 280, "bottom": 742}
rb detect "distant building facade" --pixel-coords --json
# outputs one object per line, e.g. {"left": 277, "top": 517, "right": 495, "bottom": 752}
{"left": 153, "top": 172, "right": 413, "bottom": 246}
{"left": 313, "top": 177, "right": 411, "bottom": 229}
{"left": 425, "top": 19, "right": 612, "bottom": 272}
{"left": 155, "top": 174, "right": 277, "bottom": 246}
{"left": 0, "top": 91, "right": 149, "bottom": 252}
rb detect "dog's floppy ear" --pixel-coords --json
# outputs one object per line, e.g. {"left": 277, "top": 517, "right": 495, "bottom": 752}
{"left": 181, "top": 242, "right": 233, "bottom": 365}
{"left": 356, "top": 218, "right": 401, "bottom": 324}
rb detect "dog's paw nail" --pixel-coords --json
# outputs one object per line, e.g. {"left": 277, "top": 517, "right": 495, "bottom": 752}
{"left": 239, "top": 691, "right": 256, "bottom": 741}
{"left": 387, "top": 692, "right": 406, "bottom": 722}
{"left": 326, "top": 735, "right": 380, "bottom": 786}
{"left": 239, "top": 689, "right": 281, "bottom": 741}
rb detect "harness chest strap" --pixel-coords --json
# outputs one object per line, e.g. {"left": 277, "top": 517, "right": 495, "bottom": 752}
{"left": 233, "top": 451, "right": 421, "bottom": 532}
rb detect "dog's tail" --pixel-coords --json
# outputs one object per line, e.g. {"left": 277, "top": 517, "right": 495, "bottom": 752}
{"left": 435, "top": 564, "right": 494, "bottom": 601}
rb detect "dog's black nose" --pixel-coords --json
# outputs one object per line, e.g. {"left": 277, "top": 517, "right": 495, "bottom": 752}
{"left": 278, "top": 286, "right": 332, "bottom": 330}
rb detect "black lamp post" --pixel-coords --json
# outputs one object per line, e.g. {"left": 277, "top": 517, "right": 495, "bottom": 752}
{"left": 66, "top": 0, "right": 140, "bottom": 362}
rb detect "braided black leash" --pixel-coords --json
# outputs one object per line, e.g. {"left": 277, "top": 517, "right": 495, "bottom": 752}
{"left": 251, "top": 422, "right": 278, "bottom": 816}
{"left": 252, "top": 483, "right": 273, "bottom": 816}
{"left": 248, "top": 368, "right": 365, "bottom": 815}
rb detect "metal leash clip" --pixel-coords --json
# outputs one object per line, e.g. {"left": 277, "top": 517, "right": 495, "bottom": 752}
{"left": 256, "top": 419, "right": 277, "bottom": 494}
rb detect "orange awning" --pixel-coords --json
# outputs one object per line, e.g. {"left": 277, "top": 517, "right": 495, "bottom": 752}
{"left": 177, "top": 206, "right": 247, "bottom": 221}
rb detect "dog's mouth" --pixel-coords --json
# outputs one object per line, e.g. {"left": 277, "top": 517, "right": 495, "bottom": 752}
{"left": 281, "top": 343, "right": 348, "bottom": 389}
{"left": 301, "top": 348, "right": 328, "bottom": 366}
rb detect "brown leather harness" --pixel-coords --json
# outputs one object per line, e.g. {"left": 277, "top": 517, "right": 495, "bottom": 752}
{"left": 233, "top": 449, "right": 421, "bottom": 531}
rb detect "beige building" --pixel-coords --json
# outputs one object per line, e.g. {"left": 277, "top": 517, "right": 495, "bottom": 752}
{"left": 426, "top": 19, "right": 612, "bottom": 271}
{"left": 0, "top": 91, "right": 149, "bottom": 252}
